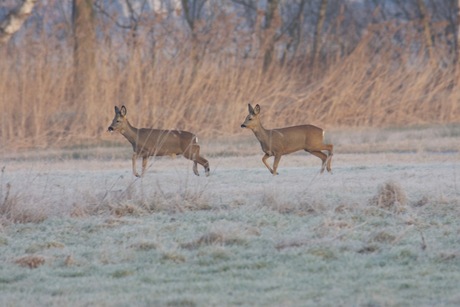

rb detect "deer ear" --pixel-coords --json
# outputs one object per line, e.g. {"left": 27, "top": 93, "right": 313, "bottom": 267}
{"left": 254, "top": 104, "right": 260, "bottom": 115}
{"left": 120, "top": 106, "right": 127, "bottom": 116}
{"left": 115, "top": 106, "right": 120, "bottom": 114}
{"left": 248, "top": 103, "right": 254, "bottom": 114}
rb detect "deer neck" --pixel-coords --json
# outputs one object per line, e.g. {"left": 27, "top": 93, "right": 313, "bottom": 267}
{"left": 120, "top": 120, "right": 140, "bottom": 147}
{"left": 251, "top": 120, "right": 271, "bottom": 144}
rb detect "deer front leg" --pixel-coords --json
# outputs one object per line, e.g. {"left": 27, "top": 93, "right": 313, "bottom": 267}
{"left": 132, "top": 153, "right": 141, "bottom": 177}
{"left": 262, "top": 153, "right": 279, "bottom": 175}
{"left": 272, "top": 155, "right": 281, "bottom": 176}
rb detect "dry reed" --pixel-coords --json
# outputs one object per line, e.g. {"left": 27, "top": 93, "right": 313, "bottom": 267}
{"left": 0, "top": 17, "right": 459, "bottom": 151}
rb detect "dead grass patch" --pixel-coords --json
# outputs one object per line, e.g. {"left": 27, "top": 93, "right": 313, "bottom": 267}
{"left": 76, "top": 201, "right": 146, "bottom": 218}
{"left": 64, "top": 255, "right": 77, "bottom": 267}
{"left": 25, "top": 241, "right": 65, "bottom": 253}
{"left": 369, "top": 180, "right": 407, "bottom": 213}
{"left": 74, "top": 184, "right": 212, "bottom": 218}
{"left": 166, "top": 299, "right": 197, "bottom": 307}
{"left": 308, "top": 247, "right": 337, "bottom": 260}
{"left": 130, "top": 242, "right": 158, "bottom": 251}
{"left": 15, "top": 255, "right": 46, "bottom": 269}
{"left": 275, "top": 238, "right": 309, "bottom": 251}
{"left": 413, "top": 196, "right": 430, "bottom": 207}
{"left": 151, "top": 194, "right": 212, "bottom": 213}
{"left": 437, "top": 251, "right": 460, "bottom": 262}
{"left": 149, "top": 181, "right": 212, "bottom": 213}
{"left": 370, "top": 231, "right": 397, "bottom": 244}
{"left": 263, "top": 193, "right": 324, "bottom": 216}
{"left": 357, "top": 245, "right": 380, "bottom": 254}
{"left": 161, "top": 251, "right": 186, "bottom": 263}
{"left": 181, "top": 231, "right": 246, "bottom": 250}
{"left": 313, "top": 218, "right": 355, "bottom": 238}
{"left": 1, "top": 182, "right": 46, "bottom": 224}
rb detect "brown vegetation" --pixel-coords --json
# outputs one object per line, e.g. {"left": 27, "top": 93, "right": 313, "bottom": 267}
{"left": 0, "top": 180, "right": 47, "bottom": 224}
{"left": 369, "top": 180, "right": 408, "bottom": 213}
{"left": 14, "top": 255, "right": 45, "bottom": 269}
{"left": 1, "top": 43, "right": 457, "bottom": 151}
{"left": 0, "top": 2, "right": 459, "bottom": 150}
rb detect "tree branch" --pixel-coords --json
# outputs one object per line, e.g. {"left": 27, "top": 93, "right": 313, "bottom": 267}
{"left": 0, "top": 0, "right": 38, "bottom": 44}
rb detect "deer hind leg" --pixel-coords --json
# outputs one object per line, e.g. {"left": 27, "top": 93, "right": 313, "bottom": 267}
{"left": 322, "top": 143, "right": 334, "bottom": 173}
{"left": 141, "top": 156, "right": 148, "bottom": 177}
{"left": 132, "top": 153, "right": 141, "bottom": 177}
{"left": 308, "top": 150, "right": 328, "bottom": 174}
{"left": 193, "top": 144, "right": 210, "bottom": 176}
{"left": 184, "top": 144, "right": 210, "bottom": 176}
{"left": 192, "top": 161, "right": 199, "bottom": 176}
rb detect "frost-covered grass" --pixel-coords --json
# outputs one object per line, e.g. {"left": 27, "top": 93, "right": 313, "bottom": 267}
{"left": 0, "top": 130, "right": 459, "bottom": 306}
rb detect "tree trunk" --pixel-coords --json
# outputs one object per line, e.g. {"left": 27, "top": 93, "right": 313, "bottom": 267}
{"left": 416, "top": 0, "right": 435, "bottom": 66}
{"left": 310, "top": 0, "right": 328, "bottom": 67}
{"left": 0, "top": 0, "right": 37, "bottom": 45}
{"left": 72, "top": 0, "right": 96, "bottom": 100}
{"left": 453, "top": 0, "right": 460, "bottom": 118}
{"left": 281, "top": 0, "right": 307, "bottom": 66}
{"left": 455, "top": 0, "right": 460, "bottom": 67}
{"left": 458, "top": 0, "right": 460, "bottom": 62}
{"left": 180, "top": 0, "right": 201, "bottom": 82}
{"left": 262, "top": 0, "right": 280, "bottom": 72}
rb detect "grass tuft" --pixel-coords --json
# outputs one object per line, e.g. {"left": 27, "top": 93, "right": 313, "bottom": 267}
{"left": 369, "top": 180, "right": 407, "bottom": 213}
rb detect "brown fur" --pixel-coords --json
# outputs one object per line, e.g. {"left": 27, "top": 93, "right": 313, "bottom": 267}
{"left": 241, "top": 104, "right": 333, "bottom": 175}
{"left": 108, "top": 106, "right": 210, "bottom": 177}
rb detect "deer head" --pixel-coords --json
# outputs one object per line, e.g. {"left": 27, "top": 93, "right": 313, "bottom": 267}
{"left": 240, "top": 103, "right": 260, "bottom": 129}
{"left": 108, "top": 105, "right": 128, "bottom": 133}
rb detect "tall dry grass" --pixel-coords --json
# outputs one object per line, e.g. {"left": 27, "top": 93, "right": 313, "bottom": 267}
{"left": 0, "top": 24, "right": 459, "bottom": 151}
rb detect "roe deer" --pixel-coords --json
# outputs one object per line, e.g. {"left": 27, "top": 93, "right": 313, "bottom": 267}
{"left": 108, "top": 105, "right": 210, "bottom": 177}
{"left": 241, "top": 103, "right": 333, "bottom": 175}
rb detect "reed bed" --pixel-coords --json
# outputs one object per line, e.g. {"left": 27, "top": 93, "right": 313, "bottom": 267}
{"left": 0, "top": 18, "right": 459, "bottom": 150}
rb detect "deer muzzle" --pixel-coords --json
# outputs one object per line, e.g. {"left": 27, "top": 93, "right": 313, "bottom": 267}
{"left": 108, "top": 126, "right": 114, "bottom": 132}
{"left": 241, "top": 124, "right": 246, "bottom": 128}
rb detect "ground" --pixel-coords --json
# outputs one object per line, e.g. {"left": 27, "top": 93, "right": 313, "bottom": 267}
{"left": 0, "top": 127, "right": 459, "bottom": 306}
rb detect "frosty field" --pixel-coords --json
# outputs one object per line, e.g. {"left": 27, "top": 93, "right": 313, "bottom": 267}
{"left": 0, "top": 127, "right": 459, "bottom": 306}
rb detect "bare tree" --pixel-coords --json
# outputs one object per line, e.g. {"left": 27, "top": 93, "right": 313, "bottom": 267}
{"left": 310, "top": 0, "right": 328, "bottom": 67}
{"left": 280, "top": 0, "right": 307, "bottom": 65}
{"left": 458, "top": 0, "right": 460, "bottom": 54}
{"left": 262, "top": 0, "right": 280, "bottom": 72}
{"left": 416, "top": 0, "right": 435, "bottom": 65}
{"left": 122, "top": 0, "right": 150, "bottom": 50}
{"left": 0, "top": 0, "right": 37, "bottom": 45}
{"left": 180, "top": 0, "right": 207, "bottom": 80}
{"left": 455, "top": 0, "right": 460, "bottom": 66}
{"left": 72, "top": 0, "right": 96, "bottom": 99}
